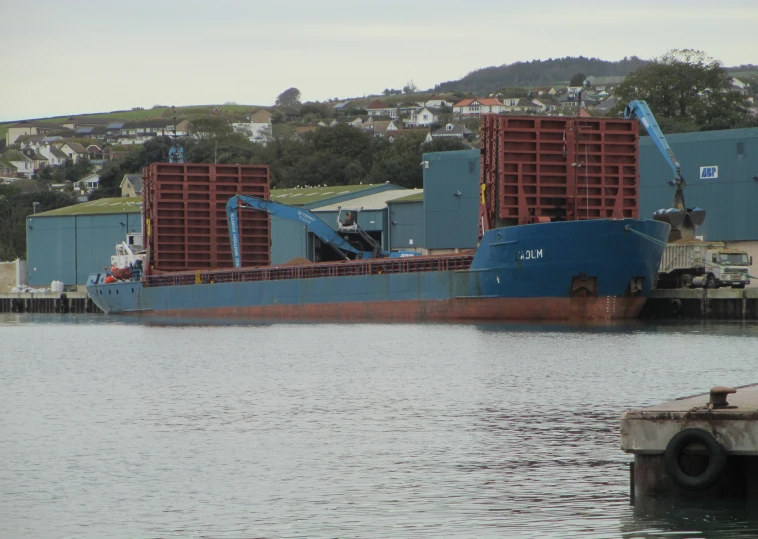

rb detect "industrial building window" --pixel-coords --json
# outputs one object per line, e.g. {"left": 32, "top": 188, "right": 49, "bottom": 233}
{"left": 737, "top": 142, "right": 745, "bottom": 156}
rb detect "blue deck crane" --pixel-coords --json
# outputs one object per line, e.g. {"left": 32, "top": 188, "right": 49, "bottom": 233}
{"left": 624, "top": 100, "right": 705, "bottom": 240}
{"left": 226, "top": 195, "right": 415, "bottom": 268}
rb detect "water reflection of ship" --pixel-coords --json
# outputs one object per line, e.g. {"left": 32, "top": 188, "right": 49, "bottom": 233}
{"left": 472, "top": 319, "right": 646, "bottom": 335}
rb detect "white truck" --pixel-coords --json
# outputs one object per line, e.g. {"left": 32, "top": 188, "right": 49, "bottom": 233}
{"left": 658, "top": 241, "right": 752, "bottom": 289}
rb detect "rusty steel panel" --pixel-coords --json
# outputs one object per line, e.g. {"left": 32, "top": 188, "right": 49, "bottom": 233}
{"left": 143, "top": 163, "right": 270, "bottom": 273}
{"left": 481, "top": 115, "right": 639, "bottom": 229}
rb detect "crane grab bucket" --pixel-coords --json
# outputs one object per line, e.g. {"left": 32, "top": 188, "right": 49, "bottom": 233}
{"left": 685, "top": 207, "right": 706, "bottom": 229}
{"left": 653, "top": 207, "right": 706, "bottom": 240}
{"left": 653, "top": 208, "right": 686, "bottom": 230}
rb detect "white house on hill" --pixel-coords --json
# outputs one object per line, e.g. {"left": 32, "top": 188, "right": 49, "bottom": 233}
{"left": 233, "top": 109, "right": 273, "bottom": 143}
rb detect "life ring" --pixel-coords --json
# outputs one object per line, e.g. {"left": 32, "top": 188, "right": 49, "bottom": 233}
{"left": 664, "top": 428, "right": 726, "bottom": 490}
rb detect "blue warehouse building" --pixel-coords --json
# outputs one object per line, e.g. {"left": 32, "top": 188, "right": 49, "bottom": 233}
{"left": 26, "top": 198, "right": 142, "bottom": 286}
{"left": 388, "top": 149, "right": 481, "bottom": 253}
{"left": 387, "top": 192, "right": 424, "bottom": 251}
{"left": 267, "top": 183, "right": 411, "bottom": 264}
{"left": 639, "top": 127, "right": 758, "bottom": 241}
{"left": 639, "top": 127, "right": 758, "bottom": 286}
{"left": 421, "top": 149, "right": 480, "bottom": 251}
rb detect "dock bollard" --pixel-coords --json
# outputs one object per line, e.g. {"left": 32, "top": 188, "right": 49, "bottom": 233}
{"left": 59, "top": 293, "right": 69, "bottom": 314}
{"left": 709, "top": 386, "right": 736, "bottom": 408}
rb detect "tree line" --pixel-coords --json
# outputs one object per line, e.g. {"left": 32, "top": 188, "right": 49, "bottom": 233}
{"left": 91, "top": 124, "right": 470, "bottom": 199}
{"left": 612, "top": 49, "right": 758, "bottom": 133}
{"left": 435, "top": 56, "right": 648, "bottom": 94}
{"left": 0, "top": 185, "right": 77, "bottom": 260}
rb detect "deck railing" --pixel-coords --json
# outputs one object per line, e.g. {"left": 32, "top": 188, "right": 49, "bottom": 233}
{"left": 143, "top": 254, "right": 475, "bottom": 288}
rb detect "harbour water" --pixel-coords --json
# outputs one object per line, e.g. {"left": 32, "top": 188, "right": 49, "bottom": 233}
{"left": 1, "top": 314, "right": 757, "bottom": 538}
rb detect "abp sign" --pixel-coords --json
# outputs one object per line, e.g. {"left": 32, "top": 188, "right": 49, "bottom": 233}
{"left": 699, "top": 166, "right": 719, "bottom": 179}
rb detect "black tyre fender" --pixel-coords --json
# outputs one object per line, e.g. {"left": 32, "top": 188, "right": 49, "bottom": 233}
{"left": 664, "top": 428, "right": 726, "bottom": 490}
{"left": 670, "top": 298, "right": 682, "bottom": 315}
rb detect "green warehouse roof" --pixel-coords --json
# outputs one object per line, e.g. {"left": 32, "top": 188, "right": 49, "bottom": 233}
{"left": 270, "top": 184, "right": 380, "bottom": 205}
{"left": 270, "top": 183, "right": 404, "bottom": 209}
{"left": 34, "top": 197, "right": 142, "bottom": 217}
{"left": 388, "top": 191, "right": 424, "bottom": 203}
{"left": 33, "top": 184, "right": 405, "bottom": 217}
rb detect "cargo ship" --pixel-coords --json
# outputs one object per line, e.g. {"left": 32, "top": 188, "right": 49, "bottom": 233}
{"left": 86, "top": 218, "right": 670, "bottom": 321}
{"left": 86, "top": 115, "right": 669, "bottom": 321}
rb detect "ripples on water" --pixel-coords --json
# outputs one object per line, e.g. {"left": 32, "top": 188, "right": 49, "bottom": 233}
{"left": 1, "top": 315, "right": 757, "bottom": 538}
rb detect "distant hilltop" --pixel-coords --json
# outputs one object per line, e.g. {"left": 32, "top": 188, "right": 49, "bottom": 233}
{"left": 434, "top": 56, "right": 650, "bottom": 95}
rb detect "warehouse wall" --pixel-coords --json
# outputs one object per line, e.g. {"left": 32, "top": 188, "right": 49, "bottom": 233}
{"left": 270, "top": 196, "right": 394, "bottom": 264}
{"left": 388, "top": 201, "right": 424, "bottom": 250}
{"left": 76, "top": 214, "right": 141, "bottom": 283}
{"left": 270, "top": 217, "right": 307, "bottom": 265}
{"left": 26, "top": 215, "right": 76, "bottom": 285}
{"left": 423, "top": 149, "right": 480, "bottom": 249}
{"left": 26, "top": 212, "right": 141, "bottom": 286}
{"left": 639, "top": 128, "right": 758, "bottom": 241}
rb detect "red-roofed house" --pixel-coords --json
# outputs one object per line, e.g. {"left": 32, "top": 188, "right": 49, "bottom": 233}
{"left": 452, "top": 98, "right": 505, "bottom": 118}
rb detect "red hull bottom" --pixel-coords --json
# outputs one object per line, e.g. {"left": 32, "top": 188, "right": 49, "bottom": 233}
{"left": 120, "top": 296, "right": 648, "bottom": 321}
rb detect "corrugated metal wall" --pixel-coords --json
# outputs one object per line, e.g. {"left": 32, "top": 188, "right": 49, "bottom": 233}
{"left": 639, "top": 128, "right": 758, "bottom": 241}
{"left": 26, "top": 212, "right": 141, "bottom": 285}
{"left": 423, "top": 149, "right": 480, "bottom": 249}
{"left": 270, "top": 217, "right": 307, "bottom": 264}
{"left": 388, "top": 201, "right": 424, "bottom": 249}
{"left": 270, "top": 209, "right": 388, "bottom": 264}
{"left": 26, "top": 216, "right": 76, "bottom": 285}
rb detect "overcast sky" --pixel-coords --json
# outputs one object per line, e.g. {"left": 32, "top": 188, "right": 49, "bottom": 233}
{"left": 2, "top": 0, "right": 756, "bottom": 122}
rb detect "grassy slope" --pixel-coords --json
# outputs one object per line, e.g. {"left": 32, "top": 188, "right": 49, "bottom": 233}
{"left": 0, "top": 104, "right": 263, "bottom": 141}
{"left": 726, "top": 68, "right": 758, "bottom": 78}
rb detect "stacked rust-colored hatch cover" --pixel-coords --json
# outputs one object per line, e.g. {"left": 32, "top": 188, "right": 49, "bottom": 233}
{"left": 480, "top": 115, "right": 639, "bottom": 230}
{"left": 143, "top": 163, "right": 270, "bottom": 273}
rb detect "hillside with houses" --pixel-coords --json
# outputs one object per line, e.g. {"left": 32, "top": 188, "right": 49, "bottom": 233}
{"left": 2, "top": 58, "right": 757, "bottom": 200}
{"left": 0, "top": 80, "right": 639, "bottom": 191}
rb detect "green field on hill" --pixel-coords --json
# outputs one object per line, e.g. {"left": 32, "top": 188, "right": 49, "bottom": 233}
{"left": 0, "top": 104, "right": 262, "bottom": 141}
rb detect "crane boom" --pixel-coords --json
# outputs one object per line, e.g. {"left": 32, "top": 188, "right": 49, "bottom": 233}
{"left": 624, "top": 100, "right": 682, "bottom": 182}
{"left": 624, "top": 99, "right": 705, "bottom": 240}
{"left": 226, "top": 194, "right": 367, "bottom": 268}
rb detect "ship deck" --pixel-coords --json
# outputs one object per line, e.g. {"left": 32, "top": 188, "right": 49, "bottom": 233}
{"left": 142, "top": 254, "right": 475, "bottom": 288}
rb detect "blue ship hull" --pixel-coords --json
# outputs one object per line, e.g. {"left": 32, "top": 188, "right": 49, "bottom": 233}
{"left": 87, "top": 219, "right": 670, "bottom": 321}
